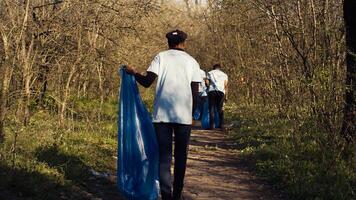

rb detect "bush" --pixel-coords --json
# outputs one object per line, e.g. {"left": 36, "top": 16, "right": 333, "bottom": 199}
{"left": 228, "top": 104, "right": 355, "bottom": 200}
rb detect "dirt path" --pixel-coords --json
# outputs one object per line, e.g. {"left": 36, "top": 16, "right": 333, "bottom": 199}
{"left": 183, "top": 128, "right": 281, "bottom": 200}
{"left": 79, "top": 127, "right": 282, "bottom": 200}
{"left": 0, "top": 128, "right": 282, "bottom": 200}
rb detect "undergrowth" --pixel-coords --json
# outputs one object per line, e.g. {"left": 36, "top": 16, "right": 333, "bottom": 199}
{"left": 226, "top": 103, "right": 355, "bottom": 200}
{"left": 0, "top": 97, "right": 118, "bottom": 200}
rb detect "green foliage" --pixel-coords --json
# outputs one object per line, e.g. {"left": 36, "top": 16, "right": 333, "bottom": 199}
{"left": 0, "top": 108, "right": 118, "bottom": 199}
{"left": 141, "top": 87, "right": 155, "bottom": 113}
{"left": 227, "top": 104, "right": 355, "bottom": 200}
{"left": 70, "top": 96, "right": 118, "bottom": 121}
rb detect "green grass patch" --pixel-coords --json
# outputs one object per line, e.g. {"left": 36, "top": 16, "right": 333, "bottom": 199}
{"left": 0, "top": 107, "right": 118, "bottom": 199}
{"left": 226, "top": 103, "right": 355, "bottom": 200}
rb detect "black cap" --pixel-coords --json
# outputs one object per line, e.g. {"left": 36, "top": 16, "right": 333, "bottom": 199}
{"left": 166, "top": 29, "right": 188, "bottom": 48}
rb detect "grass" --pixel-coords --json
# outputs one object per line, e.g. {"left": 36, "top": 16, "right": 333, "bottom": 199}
{"left": 225, "top": 103, "right": 355, "bottom": 200}
{"left": 0, "top": 88, "right": 154, "bottom": 199}
{"left": 0, "top": 97, "right": 354, "bottom": 200}
{"left": 0, "top": 98, "right": 119, "bottom": 200}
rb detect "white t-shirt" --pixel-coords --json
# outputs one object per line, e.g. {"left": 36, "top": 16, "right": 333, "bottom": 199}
{"left": 147, "top": 49, "right": 202, "bottom": 125}
{"left": 208, "top": 69, "right": 228, "bottom": 93}
{"left": 199, "top": 69, "right": 208, "bottom": 96}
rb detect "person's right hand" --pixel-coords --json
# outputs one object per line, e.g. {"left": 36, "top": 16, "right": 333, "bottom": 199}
{"left": 125, "top": 65, "right": 137, "bottom": 75}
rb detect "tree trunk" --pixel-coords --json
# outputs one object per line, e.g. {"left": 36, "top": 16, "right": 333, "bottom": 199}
{"left": 341, "top": 0, "right": 356, "bottom": 142}
{"left": 0, "top": 63, "right": 11, "bottom": 141}
{"left": 38, "top": 65, "right": 49, "bottom": 108}
{"left": 21, "top": 37, "right": 34, "bottom": 126}
{"left": 60, "top": 66, "right": 75, "bottom": 125}
{"left": 96, "top": 61, "right": 104, "bottom": 121}
{"left": 0, "top": 31, "right": 12, "bottom": 141}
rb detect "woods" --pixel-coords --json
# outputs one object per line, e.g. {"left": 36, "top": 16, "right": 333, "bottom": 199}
{"left": 0, "top": 0, "right": 157, "bottom": 136}
{"left": 342, "top": 0, "right": 356, "bottom": 142}
{"left": 0, "top": 0, "right": 354, "bottom": 199}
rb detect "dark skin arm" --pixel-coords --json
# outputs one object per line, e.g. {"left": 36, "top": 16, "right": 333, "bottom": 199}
{"left": 224, "top": 80, "right": 228, "bottom": 101}
{"left": 134, "top": 71, "right": 157, "bottom": 88}
{"left": 191, "top": 82, "right": 199, "bottom": 108}
{"left": 125, "top": 66, "right": 157, "bottom": 88}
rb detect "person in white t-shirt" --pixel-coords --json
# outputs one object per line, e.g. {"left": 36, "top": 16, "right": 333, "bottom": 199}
{"left": 126, "top": 30, "right": 202, "bottom": 200}
{"left": 193, "top": 69, "right": 208, "bottom": 119}
{"left": 199, "top": 69, "right": 209, "bottom": 97}
{"left": 207, "top": 64, "right": 228, "bottom": 129}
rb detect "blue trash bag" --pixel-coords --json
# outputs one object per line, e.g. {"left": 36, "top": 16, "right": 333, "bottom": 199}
{"left": 117, "top": 67, "right": 159, "bottom": 200}
{"left": 201, "top": 99, "right": 220, "bottom": 129}
{"left": 201, "top": 99, "right": 210, "bottom": 129}
{"left": 193, "top": 108, "right": 201, "bottom": 120}
{"left": 193, "top": 103, "right": 201, "bottom": 120}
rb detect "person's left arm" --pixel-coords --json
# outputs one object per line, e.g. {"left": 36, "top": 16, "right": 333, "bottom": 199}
{"left": 191, "top": 63, "right": 204, "bottom": 108}
{"left": 224, "top": 79, "right": 228, "bottom": 101}
{"left": 191, "top": 81, "right": 200, "bottom": 108}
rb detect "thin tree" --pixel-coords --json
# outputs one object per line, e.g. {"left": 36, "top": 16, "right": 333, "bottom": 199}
{"left": 341, "top": 0, "right": 356, "bottom": 142}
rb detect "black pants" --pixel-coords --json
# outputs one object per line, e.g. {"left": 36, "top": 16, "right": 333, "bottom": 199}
{"left": 154, "top": 123, "right": 191, "bottom": 200}
{"left": 208, "top": 91, "right": 224, "bottom": 129}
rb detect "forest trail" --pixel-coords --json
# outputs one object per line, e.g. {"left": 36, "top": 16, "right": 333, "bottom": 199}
{"left": 183, "top": 127, "right": 282, "bottom": 200}
{"left": 0, "top": 126, "right": 283, "bottom": 200}
{"left": 71, "top": 127, "right": 283, "bottom": 200}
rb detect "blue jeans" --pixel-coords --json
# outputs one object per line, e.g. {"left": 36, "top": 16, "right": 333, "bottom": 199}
{"left": 154, "top": 123, "right": 191, "bottom": 200}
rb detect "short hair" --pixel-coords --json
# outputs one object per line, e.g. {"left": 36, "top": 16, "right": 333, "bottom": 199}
{"left": 166, "top": 29, "right": 188, "bottom": 48}
{"left": 213, "top": 64, "right": 221, "bottom": 70}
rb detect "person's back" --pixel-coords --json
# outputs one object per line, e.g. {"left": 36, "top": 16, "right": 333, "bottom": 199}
{"left": 208, "top": 69, "right": 228, "bottom": 94}
{"left": 149, "top": 49, "right": 200, "bottom": 125}
{"left": 198, "top": 69, "right": 208, "bottom": 96}
{"left": 207, "top": 64, "right": 228, "bottom": 129}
